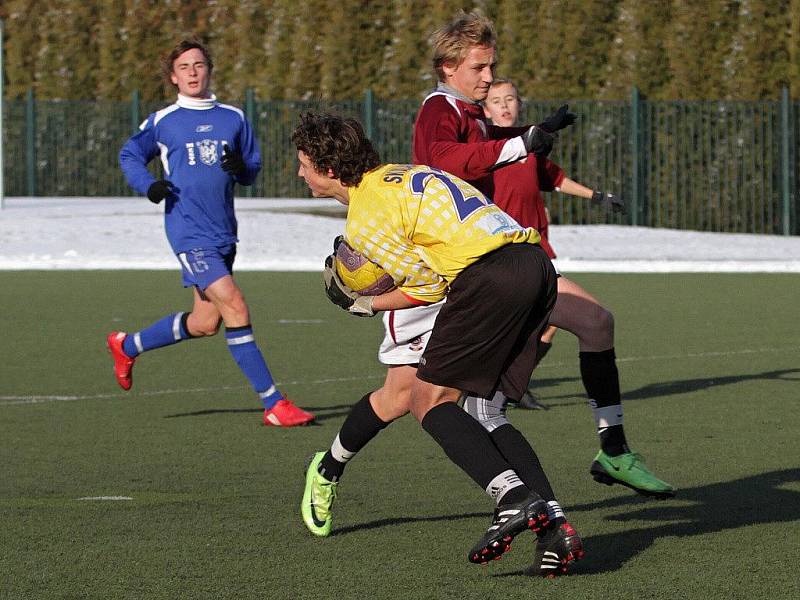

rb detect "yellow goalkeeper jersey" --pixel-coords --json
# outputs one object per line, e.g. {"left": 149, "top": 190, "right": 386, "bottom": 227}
{"left": 345, "top": 164, "right": 541, "bottom": 303}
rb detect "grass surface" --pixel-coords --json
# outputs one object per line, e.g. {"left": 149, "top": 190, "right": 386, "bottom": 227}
{"left": 1, "top": 271, "right": 799, "bottom": 599}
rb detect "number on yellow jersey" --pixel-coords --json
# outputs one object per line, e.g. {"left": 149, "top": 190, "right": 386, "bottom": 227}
{"left": 410, "top": 168, "right": 492, "bottom": 222}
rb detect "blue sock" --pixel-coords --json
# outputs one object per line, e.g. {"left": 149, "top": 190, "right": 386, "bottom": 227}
{"left": 225, "top": 325, "right": 283, "bottom": 409}
{"left": 123, "top": 312, "right": 191, "bottom": 358}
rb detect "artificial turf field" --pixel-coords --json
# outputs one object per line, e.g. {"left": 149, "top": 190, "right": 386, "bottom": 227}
{"left": 1, "top": 271, "right": 798, "bottom": 600}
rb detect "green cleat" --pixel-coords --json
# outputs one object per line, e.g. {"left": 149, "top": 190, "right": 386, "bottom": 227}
{"left": 590, "top": 450, "right": 675, "bottom": 499}
{"left": 301, "top": 452, "right": 338, "bottom": 537}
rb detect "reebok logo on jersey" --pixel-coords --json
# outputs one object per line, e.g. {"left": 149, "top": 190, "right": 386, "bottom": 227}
{"left": 196, "top": 124, "right": 213, "bottom": 132}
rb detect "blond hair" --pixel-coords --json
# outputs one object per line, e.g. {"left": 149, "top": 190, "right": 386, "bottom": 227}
{"left": 431, "top": 11, "right": 496, "bottom": 82}
{"left": 489, "top": 78, "right": 520, "bottom": 98}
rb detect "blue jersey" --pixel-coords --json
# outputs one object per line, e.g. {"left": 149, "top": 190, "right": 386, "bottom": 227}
{"left": 119, "top": 94, "right": 262, "bottom": 253}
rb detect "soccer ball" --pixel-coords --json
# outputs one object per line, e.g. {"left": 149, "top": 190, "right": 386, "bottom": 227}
{"left": 334, "top": 238, "right": 396, "bottom": 296}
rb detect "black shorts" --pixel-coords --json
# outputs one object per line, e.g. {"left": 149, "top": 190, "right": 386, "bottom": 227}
{"left": 416, "top": 243, "right": 557, "bottom": 399}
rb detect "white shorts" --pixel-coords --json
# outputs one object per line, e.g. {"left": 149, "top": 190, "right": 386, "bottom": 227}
{"left": 378, "top": 300, "right": 445, "bottom": 365}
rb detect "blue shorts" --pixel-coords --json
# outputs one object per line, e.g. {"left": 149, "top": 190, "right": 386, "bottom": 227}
{"left": 176, "top": 244, "right": 237, "bottom": 290}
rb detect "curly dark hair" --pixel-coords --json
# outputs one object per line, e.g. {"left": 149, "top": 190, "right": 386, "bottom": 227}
{"left": 292, "top": 112, "right": 381, "bottom": 187}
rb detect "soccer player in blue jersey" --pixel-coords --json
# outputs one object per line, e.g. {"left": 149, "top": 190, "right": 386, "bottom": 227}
{"left": 111, "top": 38, "right": 314, "bottom": 427}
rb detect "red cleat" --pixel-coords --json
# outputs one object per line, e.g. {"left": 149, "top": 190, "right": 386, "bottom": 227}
{"left": 107, "top": 331, "right": 135, "bottom": 391}
{"left": 263, "top": 399, "right": 315, "bottom": 427}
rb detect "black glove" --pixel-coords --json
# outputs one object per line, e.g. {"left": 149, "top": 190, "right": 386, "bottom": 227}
{"left": 538, "top": 104, "right": 577, "bottom": 133}
{"left": 221, "top": 143, "right": 246, "bottom": 177}
{"left": 147, "top": 180, "right": 176, "bottom": 204}
{"left": 322, "top": 253, "right": 376, "bottom": 317}
{"left": 591, "top": 190, "right": 627, "bottom": 214}
{"left": 522, "top": 125, "right": 555, "bottom": 157}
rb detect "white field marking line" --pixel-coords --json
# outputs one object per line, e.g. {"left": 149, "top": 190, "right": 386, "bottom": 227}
{"left": 77, "top": 496, "right": 133, "bottom": 501}
{"left": 2, "top": 345, "right": 797, "bottom": 407}
{"left": 0, "top": 374, "right": 386, "bottom": 406}
{"left": 276, "top": 319, "right": 324, "bottom": 324}
{"left": 520, "top": 345, "right": 800, "bottom": 371}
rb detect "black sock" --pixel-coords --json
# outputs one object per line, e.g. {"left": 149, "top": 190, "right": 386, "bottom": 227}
{"left": 319, "top": 392, "right": 389, "bottom": 481}
{"left": 421, "top": 402, "right": 520, "bottom": 495}
{"left": 533, "top": 341, "right": 552, "bottom": 369}
{"left": 598, "top": 425, "right": 629, "bottom": 456}
{"left": 497, "top": 485, "right": 529, "bottom": 506}
{"left": 490, "top": 424, "right": 556, "bottom": 501}
{"left": 580, "top": 349, "right": 629, "bottom": 456}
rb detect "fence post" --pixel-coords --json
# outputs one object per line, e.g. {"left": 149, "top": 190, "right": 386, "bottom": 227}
{"left": 245, "top": 87, "right": 255, "bottom": 197}
{"left": 363, "top": 88, "right": 374, "bottom": 140}
{"left": 780, "top": 86, "right": 792, "bottom": 235}
{"left": 630, "top": 86, "right": 641, "bottom": 226}
{"left": 245, "top": 87, "right": 255, "bottom": 126}
{"left": 0, "top": 18, "right": 5, "bottom": 209}
{"left": 26, "top": 87, "right": 36, "bottom": 197}
{"left": 131, "top": 90, "right": 140, "bottom": 134}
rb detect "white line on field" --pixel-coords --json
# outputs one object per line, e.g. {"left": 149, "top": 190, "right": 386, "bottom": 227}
{"left": 77, "top": 496, "right": 133, "bottom": 501}
{"left": 276, "top": 319, "right": 324, "bottom": 324}
{"left": 1, "top": 346, "right": 797, "bottom": 407}
{"left": 0, "top": 375, "right": 385, "bottom": 406}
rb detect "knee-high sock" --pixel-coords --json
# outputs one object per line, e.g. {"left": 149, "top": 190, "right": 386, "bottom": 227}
{"left": 225, "top": 325, "right": 283, "bottom": 409}
{"left": 464, "top": 392, "right": 563, "bottom": 519}
{"left": 319, "top": 393, "right": 390, "bottom": 482}
{"left": 122, "top": 312, "right": 192, "bottom": 358}
{"left": 580, "top": 348, "right": 629, "bottom": 456}
{"left": 421, "top": 402, "right": 527, "bottom": 505}
{"left": 490, "top": 424, "right": 556, "bottom": 502}
{"left": 533, "top": 341, "right": 552, "bottom": 370}
{"left": 463, "top": 391, "right": 555, "bottom": 499}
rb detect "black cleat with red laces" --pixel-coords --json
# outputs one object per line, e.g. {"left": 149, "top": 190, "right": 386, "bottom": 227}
{"left": 530, "top": 521, "right": 585, "bottom": 577}
{"left": 468, "top": 493, "right": 550, "bottom": 564}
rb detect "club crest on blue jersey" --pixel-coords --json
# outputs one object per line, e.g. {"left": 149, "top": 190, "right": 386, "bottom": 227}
{"left": 197, "top": 139, "right": 219, "bottom": 166}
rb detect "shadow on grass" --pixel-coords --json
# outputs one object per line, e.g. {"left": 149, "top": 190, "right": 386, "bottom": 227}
{"left": 527, "top": 368, "right": 800, "bottom": 409}
{"left": 331, "top": 511, "right": 488, "bottom": 537}
{"left": 621, "top": 368, "right": 800, "bottom": 401}
{"left": 162, "top": 403, "right": 355, "bottom": 423}
{"left": 330, "top": 468, "right": 800, "bottom": 577}
{"left": 546, "top": 467, "right": 799, "bottom": 576}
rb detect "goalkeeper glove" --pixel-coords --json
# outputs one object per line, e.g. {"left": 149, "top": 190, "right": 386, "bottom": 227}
{"left": 521, "top": 125, "right": 555, "bottom": 157}
{"left": 591, "top": 190, "right": 626, "bottom": 214}
{"left": 221, "top": 143, "right": 246, "bottom": 177}
{"left": 323, "top": 254, "right": 376, "bottom": 317}
{"left": 522, "top": 105, "right": 577, "bottom": 157}
{"left": 147, "top": 180, "right": 176, "bottom": 204}
{"left": 538, "top": 104, "right": 577, "bottom": 133}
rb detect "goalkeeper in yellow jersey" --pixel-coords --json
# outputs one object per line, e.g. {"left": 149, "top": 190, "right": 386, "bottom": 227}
{"left": 293, "top": 112, "right": 583, "bottom": 568}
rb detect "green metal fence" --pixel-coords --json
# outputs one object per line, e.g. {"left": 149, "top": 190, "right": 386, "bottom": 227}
{"left": 2, "top": 88, "right": 797, "bottom": 235}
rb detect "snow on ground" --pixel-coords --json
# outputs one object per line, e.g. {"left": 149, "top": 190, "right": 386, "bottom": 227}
{"left": 1, "top": 196, "right": 800, "bottom": 272}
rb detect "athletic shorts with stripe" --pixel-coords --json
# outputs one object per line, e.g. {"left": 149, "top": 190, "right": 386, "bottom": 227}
{"left": 379, "top": 301, "right": 444, "bottom": 365}
{"left": 177, "top": 244, "right": 236, "bottom": 290}
{"left": 416, "top": 243, "right": 557, "bottom": 400}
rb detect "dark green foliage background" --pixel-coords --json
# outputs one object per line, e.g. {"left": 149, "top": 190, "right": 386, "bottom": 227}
{"left": 1, "top": 271, "right": 799, "bottom": 599}
{"left": 2, "top": 0, "right": 800, "bottom": 101}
